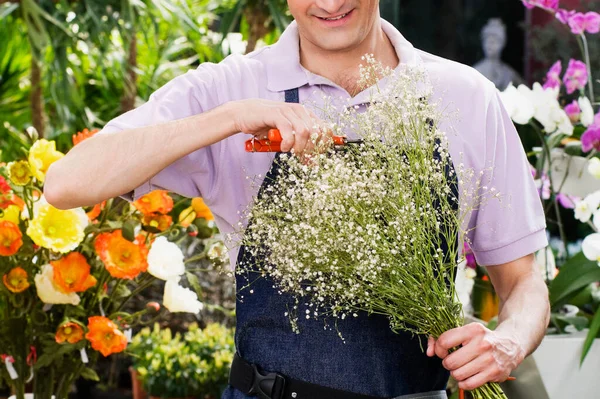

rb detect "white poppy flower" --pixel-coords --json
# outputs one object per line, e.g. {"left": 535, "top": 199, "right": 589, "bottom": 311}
{"left": 34, "top": 264, "right": 80, "bottom": 305}
{"left": 499, "top": 84, "right": 534, "bottom": 125}
{"left": 588, "top": 158, "right": 600, "bottom": 179}
{"left": 162, "top": 278, "right": 203, "bottom": 313}
{"left": 579, "top": 97, "right": 595, "bottom": 127}
{"left": 582, "top": 233, "right": 600, "bottom": 265}
{"left": 147, "top": 236, "right": 185, "bottom": 281}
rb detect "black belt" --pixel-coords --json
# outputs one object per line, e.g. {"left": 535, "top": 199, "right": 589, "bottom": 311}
{"left": 229, "top": 353, "right": 384, "bottom": 399}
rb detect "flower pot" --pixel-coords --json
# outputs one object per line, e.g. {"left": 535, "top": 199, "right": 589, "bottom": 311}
{"left": 130, "top": 367, "right": 148, "bottom": 399}
{"left": 531, "top": 332, "right": 600, "bottom": 398}
{"left": 547, "top": 149, "right": 600, "bottom": 198}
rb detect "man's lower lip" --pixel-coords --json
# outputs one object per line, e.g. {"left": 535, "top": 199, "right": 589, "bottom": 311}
{"left": 316, "top": 10, "right": 354, "bottom": 26}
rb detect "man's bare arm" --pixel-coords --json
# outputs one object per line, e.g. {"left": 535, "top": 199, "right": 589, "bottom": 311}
{"left": 44, "top": 99, "right": 326, "bottom": 210}
{"left": 427, "top": 254, "right": 550, "bottom": 390}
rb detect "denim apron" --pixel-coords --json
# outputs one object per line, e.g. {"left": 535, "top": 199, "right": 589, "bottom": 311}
{"left": 222, "top": 88, "right": 455, "bottom": 399}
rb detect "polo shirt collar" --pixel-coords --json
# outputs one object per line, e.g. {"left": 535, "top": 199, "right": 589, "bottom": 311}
{"left": 265, "top": 18, "right": 422, "bottom": 93}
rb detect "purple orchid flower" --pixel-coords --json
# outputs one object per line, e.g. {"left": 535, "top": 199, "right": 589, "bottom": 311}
{"left": 543, "top": 60, "right": 562, "bottom": 90}
{"left": 564, "top": 100, "right": 581, "bottom": 122}
{"left": 581, "top": 125, "right": 600, "bottom": 153}
{"left": 556, "top": 193, "right": 579, "bottom": 209}
{"left": 568, "top": 12, "right": 600, "bottom": 35}
{"left": 563, "top": 59, "right": 588, "bottom": 94}
{"left": 522, "top": 0, "right": 559, "bottom": 11}
{"left": 556, "top": 9, "right": 576, "bottom": 25}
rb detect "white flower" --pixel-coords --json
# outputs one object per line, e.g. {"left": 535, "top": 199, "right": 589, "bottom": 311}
{"left": 579, "top": 97, "right": 595, "bottom": 127}
{"left": 593, "top": 209, "right": 600, "bottom": 231}
{"left": 499, "top": 84, "right": 534, "bottom": 125}
{"left": 588, "top": 158, "right": 600, "bottom": 179}
{"left": 574, "top": 191, "right": 600, "bottom": 222}
{"left": 582, "top": 233, "right": 600, "bottom": 265}
{"left": 535, "top": 246, "right": 556, "bottom": 280}
{"left": 162, "top": 278, "right": 203, "bottom": 313}
{"left": 207, "top": 242, "right": 229, "bottom": 263}
{"left": 147, "top": 236, "right": 185, "bottom": 281}
{"left": 518, "top": 83, "right": 573, "bottom": 135}
{"left": 34, "top": 264, "right": 80, "bottom": 305}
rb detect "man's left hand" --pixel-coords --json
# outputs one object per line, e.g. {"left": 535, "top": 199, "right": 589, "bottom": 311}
{"left": 426, "top": 322, "right": 526, "bottom": 390}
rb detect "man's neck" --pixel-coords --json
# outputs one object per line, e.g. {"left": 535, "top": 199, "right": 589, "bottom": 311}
{"left": 298, "top": 20, "right": 399, "bottom": 96}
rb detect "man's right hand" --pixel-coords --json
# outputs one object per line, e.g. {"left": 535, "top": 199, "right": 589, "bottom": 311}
{"left": 230, "top": 99, "right": 330, "bottom": 156}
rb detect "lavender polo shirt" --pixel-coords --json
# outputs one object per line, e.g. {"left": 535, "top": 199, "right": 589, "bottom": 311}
{"left": 99, "top": 19, "right": 548, "bottom": 268}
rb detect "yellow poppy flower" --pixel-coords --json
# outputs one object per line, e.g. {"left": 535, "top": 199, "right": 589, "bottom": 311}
{"left": 28, "top": 139, "right": 64, "bottom": 183}
{"left": 0, "top": 205, "right": 21, "bottom": 225}
{"left": 7, "top": 161, "right": 32, "bottom": 186}
{"left": 26, "top": 204, "right": 88, "bottom": 253}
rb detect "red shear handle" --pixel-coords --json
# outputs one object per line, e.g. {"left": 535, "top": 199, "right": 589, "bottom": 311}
{"left": 268, "top": 129, "right": 346, "bottom": 146}
{"left": 244, "top": 129, "right": 345, "bottom": 153}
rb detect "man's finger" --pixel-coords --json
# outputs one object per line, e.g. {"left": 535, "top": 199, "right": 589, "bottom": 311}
{"left": 442, "top": 339, "right": 486, "bottom": 371}
{"left": 426, "top": 336, "right": 436, "bottom": 357}
{"left": 437, "top": 323, "right": 485, "bottom": 352}
{"left": 450, "top": 353, "right": 494, "bottom": 382}
{"left": 458, "top": 369, "right": 494, "bottom": 392}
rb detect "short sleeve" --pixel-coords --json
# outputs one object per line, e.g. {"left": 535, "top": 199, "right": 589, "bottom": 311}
{"left": 96, "top": 67, "right": 221, "bottom": 202}
{"left": 467, "top": 89, "right": 548, "bottom": 266}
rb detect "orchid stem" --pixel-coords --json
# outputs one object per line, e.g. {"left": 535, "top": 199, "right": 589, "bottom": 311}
{"left": 580, "top": 34, "right": 595, "bottom": 103}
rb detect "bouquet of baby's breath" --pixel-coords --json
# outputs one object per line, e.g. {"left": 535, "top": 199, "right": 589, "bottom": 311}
{"left": 236, "top": 57, "right": 504, "bottom": 399}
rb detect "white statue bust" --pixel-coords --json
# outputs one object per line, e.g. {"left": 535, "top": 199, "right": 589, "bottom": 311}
{"left": 473, "top": 18, "right": 524, "bottom": 91}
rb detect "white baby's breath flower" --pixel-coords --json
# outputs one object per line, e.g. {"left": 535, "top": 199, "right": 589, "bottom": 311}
{"left": 147, "top": 236, "right": 185, "bottom": 281}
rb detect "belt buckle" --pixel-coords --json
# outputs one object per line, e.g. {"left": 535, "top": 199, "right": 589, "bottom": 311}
{"left": 248, "top": 364, "right": 286, "bottom": 399}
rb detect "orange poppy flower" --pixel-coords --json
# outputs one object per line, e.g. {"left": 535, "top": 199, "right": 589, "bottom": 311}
{"left": 55, "top": 321, "right": 85, "bottom": 344}
{"left": 86, "top": 200, "right": 107, "bottom": 221}
{"left": 142, "top": 213, "right": 173, "bottom": 232}
{"left": 133, "top": 190, "right": 173, "bottom": 215}
{"left": 0, "top": 176, "right": 11, "bottom": 193}
{"left": 95, "top": 230, "right": 148, "bottom": 279}
{"left": 51, "top": 252, "right": 97, "bottom": 293}
{"left": 0, "top": 221, "right": 23, "bottom": 256}
{"left": 72, "top": 128, "right": 99, "bottom": 146}
{"left": 191, "top": 197, "right": 214, "bottom": 221}
{"left": 85, "top": 316, "right": 127, "bottom": 356}
{"left": 2, "top": 267, "right": 30, "bottom": 293}
{"left": 0, "top": 193, "right": 25, "bottom": 211}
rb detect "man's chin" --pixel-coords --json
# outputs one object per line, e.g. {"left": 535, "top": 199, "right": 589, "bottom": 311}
{"left": 309, "top": 34, "right": 362, "bottom": 53}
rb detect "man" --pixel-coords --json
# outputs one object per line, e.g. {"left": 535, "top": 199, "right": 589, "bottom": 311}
{"left": 45, "top": 1, "right": 550, "bottom": 398}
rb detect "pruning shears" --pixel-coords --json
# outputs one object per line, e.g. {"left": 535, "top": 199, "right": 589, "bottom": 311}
{"left": 245, "top": 129, "right": 363, "bottom": 152}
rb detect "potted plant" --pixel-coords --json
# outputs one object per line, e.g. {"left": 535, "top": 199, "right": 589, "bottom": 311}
{"left": 128, "top": 323, "right": 235, "bottom": 399}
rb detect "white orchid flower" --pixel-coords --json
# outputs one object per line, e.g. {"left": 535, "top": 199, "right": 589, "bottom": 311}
{"left": 588, "top": 158, "right": 600, "bottom": 179}
{"left": 499, "top": 84, "right": 534, "bottom": 125}
{"left": 579, "top": 97, "right": 595, "bottom": 127}
{"left": 574, "top": 191, "right": 600, "bottom": 222}
{"left": 518, "top": 83, "right": 573, "bottom": 135}
{"left": 162, "top": 278, "right": 203, "bottom": 313}
{"left": 582, "top": 233, "right": 600, "bottom": 265}
{"left": 147, "top": 236, "right": 185, "bottom": 281}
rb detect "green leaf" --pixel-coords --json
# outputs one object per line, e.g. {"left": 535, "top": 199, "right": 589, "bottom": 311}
{"left": 553, "top": 315, "right": 589, "bottom": 331}
{"left": 564, "top": 141, "right": 583, "bottom": 157}
{"left": 122, "top": 220, "right": 138, "bottom": 241}
{"left": 581, "top": 307, "right": 600, "bottom": 365}
{"left": 550, "top": 251, "right": 600, "bottom": 309}
{"left": 80, "top": 367, "right": 100, "bottom": 381}
{"left": 185, "top": 272, "right": 202, "bottom": 298}
{"left": 0, "top": 3, "right": 19, "bottom": 20}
